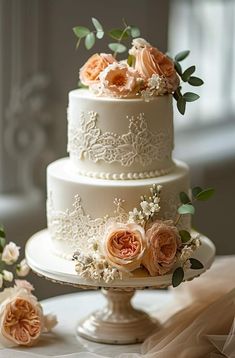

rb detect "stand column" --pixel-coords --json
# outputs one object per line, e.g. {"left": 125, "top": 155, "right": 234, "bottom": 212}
{"left": 77, "top": 288, "right": 160, "bottom": 344}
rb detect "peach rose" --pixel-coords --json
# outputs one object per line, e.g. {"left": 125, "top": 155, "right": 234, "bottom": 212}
{"left": 0, "top": 286, "right": 43, "bottom": 347}
{"left": 130, "top": 38, "right": 179, "bottom": 92}
{"left": 80, "top": 53, "right": 116, "bottom": 86}
{"left": 99, "top": 63, "right": 141, "bottom": 98}
{"left": 142, "top": 220, "right": 180, "bottom": 276}
{"left": 103, "top": 222, "right": 146, "bottom": 271}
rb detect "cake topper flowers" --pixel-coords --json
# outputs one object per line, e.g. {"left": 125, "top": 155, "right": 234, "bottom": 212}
{"left": 73, "top": 18, "right": 204, "bottom": 114}
{"left": 0, "top": 225, "right": 57, "bottom": 348}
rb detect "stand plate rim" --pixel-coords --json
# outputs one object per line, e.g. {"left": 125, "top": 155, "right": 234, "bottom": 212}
{"left": 25, "top": 229, "right": 215, "bottom": 289}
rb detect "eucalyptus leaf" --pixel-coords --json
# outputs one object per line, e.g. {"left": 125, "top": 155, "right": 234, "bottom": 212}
{"left": 85, "top": 32, "right": 95, "bottom": 50}
{"left": 173, "top": 91, "right": 179, "bottom": 100}
{"left": 73, "top": 26, "right": 90, "bottom": 38}
{"left": 174, "top": 61, "right": 182, "bottom": 76}
{"left": 196, "top": 188, "right": 215, "bottom": 201}
{"left": 177, "top": 96, "right": 186, "bottom": 115}
{"left": 188, "top": 76, "right": 204, "bottom": 86}
{"left": 178, "top": 204, "right": 195, "bottom": 215}
{"left": 180, "top": 191, "right": 190, "bottom": 204}
{"left": 175, "top": 50, "right": 190, "bottom": 62}
{"left": 92, "top": 18, "right": 104, "bottom": 39}
{"left": 0, "top": 226, "right": 5, "bottom": 238}
{"left": 127, "top": 54, "right": 135, "bottom": 66}
{"left": 96, "top": 31, "right": 104, "bottom": 39}
{"left": 192, "top": 186, "right": 203, "bottom": 198}
{"left": 182, "top": 66, "right": 196, "bottom": 82}
{"left": 189, "top": 258, "right": 204, "bottom": 269}
{"left": 172, "top": 267, "right": 184, "bottom": 287}
{"left": 130, "top": 26, "right": 140, "bottom": 38}
{"left": 0, "top": 237, "right": 5, "bottom": 251}
{"left": 179, "top": 230, "right": 191, "bottom": 243}
{"left": 108, "top": 28, "right": 129, "bottom": 41}
{"left": 77, "top": 80, "right": 88, "bottom": 89}
{"left": 183, "top": 92, "right": 200, "bottom": 102}
{"left": 108, "top": 43, "right": 127, "bottom": 53}
{"left": 92, "top": 18, "right": 103, "bottom": 32}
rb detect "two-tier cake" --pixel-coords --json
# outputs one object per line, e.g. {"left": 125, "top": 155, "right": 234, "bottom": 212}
{"left": 34, "top": 32, "right": 214, "bottom": 287}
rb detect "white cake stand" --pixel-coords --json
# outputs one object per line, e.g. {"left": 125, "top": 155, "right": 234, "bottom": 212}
{"left": 25, "top": 229, "right": 215, "bottom": 345}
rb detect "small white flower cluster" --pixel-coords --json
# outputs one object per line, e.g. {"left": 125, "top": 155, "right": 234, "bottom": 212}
{"left": 113, "top": 198, "right": 125, "bottom": 214}
{"left": 0, "top": 242, "right": 30, "bottom": 288}
{"left": 178, "top": 234, "right": 202, "bottom": 270}
{"left": 129, "top": 184, "right": 162, "bottom": 225}
{"left": 73, "top": 252, "right": 122, "bottom": 283}
{"left": 141, "top": 74, "right": 168, "bottom": 101}
{"left": 87, "top": 237, "right": 99, "bottom": 252}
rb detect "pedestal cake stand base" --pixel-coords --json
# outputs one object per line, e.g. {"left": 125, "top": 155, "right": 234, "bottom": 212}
{"left": 25, "top": 229, "right": 215, "bottom": 344}
{"left": 77, "top": 289, "right": 159, "bottom": 344}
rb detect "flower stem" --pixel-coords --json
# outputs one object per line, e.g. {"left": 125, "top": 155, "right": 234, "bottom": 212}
{"left": 174, "top": 213, "right": 182, "bottom": 226}
{"left": 113, "top": 25, "right": 130, "bottom": 58}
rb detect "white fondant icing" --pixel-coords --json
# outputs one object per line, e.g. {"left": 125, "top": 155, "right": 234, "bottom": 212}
{"left": 47, "top": 158, "right": 191, "bottom": 258}
{"left": 67, "top": 89, "right": 174, "bottom": 178}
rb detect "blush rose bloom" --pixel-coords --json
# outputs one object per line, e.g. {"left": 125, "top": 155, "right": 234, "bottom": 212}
{"left": 80, "top": 53, "right": 116, "bottom": 86}
{"left": 103, "top": 222, "right": 147, "bottom": 272}
{"left": 130, "top": 38, "right": 179, "bottom": 92}
{"left": 99, "top": 63, "right": 142, "bottom": 98}
{"left": 2, "top": 242, "right": 20, "bottom": 265}
{"left": 16, "top": 259, "right": 30, "bottom": 277}
{"left": 0, "top": 281, "right": 57, "bottom": 347}
{"left": 142, "top": 220, "right": 180, "bottom": 276}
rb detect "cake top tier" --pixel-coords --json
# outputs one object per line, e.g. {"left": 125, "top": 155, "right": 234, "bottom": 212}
{"left": 73, "top": 18, "right": 203, "bottom": 114}
{"left": 68, "top": 19, "right": 204, "bottom": 179}
{"left": 67, "top": 88, "right": 174, "bottom": 180}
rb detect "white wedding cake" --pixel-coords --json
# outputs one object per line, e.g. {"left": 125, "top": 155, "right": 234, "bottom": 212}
{"left": 44, "top": 33, "right": 213, "bottom": 285}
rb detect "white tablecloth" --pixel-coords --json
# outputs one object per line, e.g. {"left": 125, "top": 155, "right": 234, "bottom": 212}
{"left": 0, "top": 290, "right": 171, "bottom": 358}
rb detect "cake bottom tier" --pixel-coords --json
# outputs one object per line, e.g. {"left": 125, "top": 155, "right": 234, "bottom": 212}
{"left": 47, "top": 158, "right": 190, "bottom": 258}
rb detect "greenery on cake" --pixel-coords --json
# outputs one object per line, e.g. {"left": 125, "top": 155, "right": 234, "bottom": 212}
{"left": 73, "top": 185, "right": 214, "bottom": 286}
{"left": 172, "top": 186, "right": 215, "bottom": 287}
{"left": 73, "top": 18, "right": 204, "bottom": 115}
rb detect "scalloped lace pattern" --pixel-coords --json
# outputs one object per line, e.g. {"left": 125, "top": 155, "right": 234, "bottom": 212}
{"left": 67, "top": 111, "right": 172, "bottom": 168}
{"left": 47, "top": 190, "right": 190, "bottom": 257}
{"left": 47, "top": 194, "right": 128, "bottom": 255}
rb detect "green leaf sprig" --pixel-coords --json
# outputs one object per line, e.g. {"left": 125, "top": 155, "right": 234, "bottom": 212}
{"left": 0, "top": 225, "right": 6, "bottom": 255}
{"left": 172, "top": 186, "right": 215, "bottom": 287}
{"left": 172, "top": 258, "right": 204, "bottom": 287}
{"left": 175, "top": 186, "right": 215, "bottom": 226}
{"left": 73, "top": 18, "right": 104, "bottom": 50}
{"left": 173, "top": 50, "right": 204, "bottom": 115}
{"left": 73, "top": 18, "right": 140, "bottom": 57}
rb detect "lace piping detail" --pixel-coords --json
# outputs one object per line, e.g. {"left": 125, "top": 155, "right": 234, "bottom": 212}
{"left": 47, "top": 194, "right": 128, "bottom": 254}
{"left": 67, "top": 111, "right": 172, "bottom": 167}
{"left": 47, "top": 190, "right": 190, "bottom": 256}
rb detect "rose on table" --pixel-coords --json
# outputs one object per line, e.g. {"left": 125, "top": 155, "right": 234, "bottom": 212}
{"left": 0, "top": 225, "right": 57, "bottom": 347}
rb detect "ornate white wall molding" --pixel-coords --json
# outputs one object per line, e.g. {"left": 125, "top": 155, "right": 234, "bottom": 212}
{"left": 0, "top": 0, "right": 51, "bottom": 194}
{"left": 0, "top": 1, "right": 52, "bottom": 248}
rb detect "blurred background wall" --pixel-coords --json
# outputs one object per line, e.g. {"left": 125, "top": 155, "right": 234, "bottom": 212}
{"left": 0, "top": 0, "right": 234, "bottom": 299}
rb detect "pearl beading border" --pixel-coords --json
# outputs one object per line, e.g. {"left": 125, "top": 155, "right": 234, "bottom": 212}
{"left": 73, "top": 165, "right": 175, "bottom": 180}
